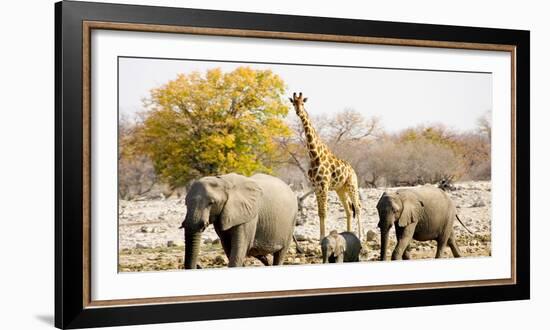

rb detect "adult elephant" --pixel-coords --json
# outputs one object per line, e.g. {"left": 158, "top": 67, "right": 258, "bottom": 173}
{"left": 180, "top": 173, "right": 300, "bottom": 268}
{"left": 376, "top": 186, "right": 472, "bottom": 260}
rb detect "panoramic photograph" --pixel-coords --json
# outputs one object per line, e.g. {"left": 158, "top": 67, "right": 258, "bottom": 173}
{"left": 117, "top": 57, "right": 492, "bottom": 272}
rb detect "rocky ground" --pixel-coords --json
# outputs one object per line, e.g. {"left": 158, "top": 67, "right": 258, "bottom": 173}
{"left": 118, "top": 181, "right": 491, "bottom": 272}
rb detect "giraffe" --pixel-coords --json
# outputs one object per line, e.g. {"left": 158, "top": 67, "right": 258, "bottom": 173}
{"left": 289, "top": 92, "right": 362, "bottom": 240}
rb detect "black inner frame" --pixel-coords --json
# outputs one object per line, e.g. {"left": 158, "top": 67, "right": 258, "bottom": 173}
{"left": 55, "top": 1, "right": 530, "bottom": 329}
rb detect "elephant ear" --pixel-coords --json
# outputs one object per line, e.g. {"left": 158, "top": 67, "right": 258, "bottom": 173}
{"left": 397, "top": 192, "right": 423, "bottom": 227}
{"left": 389, "top": 195, "right": 401, "bottom": 213}
{"left": 220, "top": 175, "right": 262, "bottom": 231}
{"left": 375, "top": 192, "right": 386, "bottom": 211}
{"left": 377, "top": 192, "right": 400, "bottom": 212}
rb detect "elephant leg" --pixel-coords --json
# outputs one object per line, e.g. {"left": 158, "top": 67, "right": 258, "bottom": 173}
{"left": 254, "top": 255, "right": 272, "bottom": 266}
{"left": 315, "top": 186, "right": 329, "bottom": 240}
{"left": 392, "top": 225, "right": 415, "bottom": 260}
{"left": 448, "top": 234, "right": 462, "bottom": 258}
{"left": 227, "top": 226, "right": 249, "bottom": 267}
{"left": 436, "top": 225, "right": 454, "bottom": 258}
{"left": 336, "top": 189, "right": 353, "bottom": 233}
{"left": 403, "top": 245, "right": 412, "bottom": 260}
{"left": 218, "top": 232, "right": 232, "bottom": 259}
{"left": 273, "top": 245, "right": 290, "bottom": 266}
{"left": 435, "top": 239, "right": 449, "bottom": 258}
{"left": 228, "top": 248, "right": 247, "bottom": 267}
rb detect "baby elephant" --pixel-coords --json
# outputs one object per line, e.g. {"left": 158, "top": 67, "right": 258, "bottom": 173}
{"left": 321, "top": 230, "right": 362, "bottom": 263}
{"left": 376, "top": 186, "right": 472, "bottom": 261}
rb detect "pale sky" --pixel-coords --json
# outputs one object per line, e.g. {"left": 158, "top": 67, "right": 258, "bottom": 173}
{"left": 119, "top": 57, "right": 491, "bottom": 132}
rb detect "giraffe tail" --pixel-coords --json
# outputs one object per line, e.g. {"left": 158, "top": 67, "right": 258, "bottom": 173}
{"left": 350, "top": 190, "right": 364, "bottom": 219}
{"left": 349, "top": 192, "right": 362, "bottom": 239}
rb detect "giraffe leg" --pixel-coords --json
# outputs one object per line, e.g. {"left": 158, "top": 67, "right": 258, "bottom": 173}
{"left": 347, "top": 176, "right": 362, "bottom": 240}
{"left": 315, "top": 186, "right": 329, "bottom": 240}
{"left": 336, "top": 189, "right": 353, "bottom": 233}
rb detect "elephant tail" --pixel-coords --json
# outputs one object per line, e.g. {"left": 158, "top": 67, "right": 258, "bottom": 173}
{"left": 293, "top": 235, "right": 305, "bottom": 254}
{"left": 455, "top": 214, "right": 474, "bottom": 235}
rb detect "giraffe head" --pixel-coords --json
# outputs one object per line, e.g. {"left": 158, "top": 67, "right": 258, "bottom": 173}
{"left": 289, "top": 92, "right": 308, "bottom": 113}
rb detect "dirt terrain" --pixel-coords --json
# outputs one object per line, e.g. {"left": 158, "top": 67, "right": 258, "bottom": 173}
{"left": 118, "top": 181, "right": 491, "bottom": 272}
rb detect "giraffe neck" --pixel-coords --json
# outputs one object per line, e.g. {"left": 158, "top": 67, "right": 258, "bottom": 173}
{"left": 296, "top": 106, "right": 330, "bottom": 162}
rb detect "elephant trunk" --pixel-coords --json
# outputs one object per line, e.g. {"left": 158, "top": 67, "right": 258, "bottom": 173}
{"left": 380, "top": 228, "right": 390, "bottom": 261}
{"left": 184, "top": 230, "right": 202, "bottom": 269}
{"left": 322, "top": 249, "right": 329, "bottom": 264}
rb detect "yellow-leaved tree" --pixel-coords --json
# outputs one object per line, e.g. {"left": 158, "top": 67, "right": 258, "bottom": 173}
{"left": 134, "top": 67, "right": 290, "bottom": 187}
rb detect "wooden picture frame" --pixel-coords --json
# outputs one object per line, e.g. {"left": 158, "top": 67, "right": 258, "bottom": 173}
{"left": 55, "top": 1, "right": 530, "bottom": 328}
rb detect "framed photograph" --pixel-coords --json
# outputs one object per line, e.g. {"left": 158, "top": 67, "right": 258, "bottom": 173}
{"left": 55, "top": 1, "right": 530, "bottom": 328}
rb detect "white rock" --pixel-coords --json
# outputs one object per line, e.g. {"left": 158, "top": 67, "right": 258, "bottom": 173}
{"left": 140, "top": 226, "right": 153, "bottom": 233}
{"left": 294, "top": 234, "right": 308, "bottom": 241}
{"left": 471, "top": 198, "right": 486, "bottom": 207}
{"left": 366, "top": 230, "right": 377, "bottom": 242}
{"left": 135, "top": 243, "right": 149, "bottom": 249}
